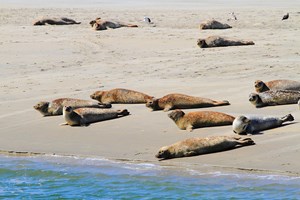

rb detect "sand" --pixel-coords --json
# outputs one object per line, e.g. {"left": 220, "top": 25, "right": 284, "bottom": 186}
{"left": 0, "top": 0, "right": 300, "bottom": 176}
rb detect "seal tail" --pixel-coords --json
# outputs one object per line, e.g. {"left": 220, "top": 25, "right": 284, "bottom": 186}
{"left": 117, "top": 109, "right": 130, "bottom": 116}
{"left": 281, "top": 114, "right": 294, "bottom": 122}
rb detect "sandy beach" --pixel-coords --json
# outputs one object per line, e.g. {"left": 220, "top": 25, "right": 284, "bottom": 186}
{"left": 0, "top": 0, "right": 300, "bottom": 176}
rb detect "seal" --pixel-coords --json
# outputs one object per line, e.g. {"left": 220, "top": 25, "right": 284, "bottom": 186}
{"left": 33, "top": 17, "right": 81, "bottom": 25}
{"left": 232, "top": 114, "right": 294, "bottom": 135}
{"left": 33, "top": 98, "right": 111, "bottom": 116}
{"left": 89, "top": 18, "right": 138, "bottom": 31}
{"left": 249, "top": 90, "right": 300, "bottom": 108}
{"left": 199, "top": 20, "right": 232, "bottom": 29}
{"left": 155, "top": 136, "right": 254, "bottom": 160}
{"left": 146, "top": 93, "right": 230, "bottom": 112}
{"left": 62, "top": 106, "right": 129, "bottom": 126}
{"left": 168, "top": 109, "right": 235, "bottom": 131}
{"left": 90, "top": 88, "right": 153, "bottom": 104}
{"left": 298, "top": 99, "right": 300, "bottom": 109}
{"left": 254, "top": 79, "right": 300, "bottom": 93}
{"left": 197, "top": 36, "right": 254, "bottom": 48}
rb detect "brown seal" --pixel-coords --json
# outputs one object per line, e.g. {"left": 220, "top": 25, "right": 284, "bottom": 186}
{"left": 197, "top": 36, "right": 254, "bottom": 48}
{"left": 89, "top": 18, "right": 138, "bottom": 31}
{"left": 146, "top": 93, "right": 230, "bottom": 112}
{"left": 168, "top": 109, "right": 235, "bottom": 131}
{"left": 156, "top": 136, "right": 254, "bottom": 160}
{"left": 62, "top": 106, "right": 129, "bottom": 126}
{"left": 33, "top": 98, "right": 111, "bottom": 116}
{"left": 33, "top": 17, "right": 81, "bottom": 25}
{"left": 199, "top": 20, "right": 232, "bottom": 29}
{"left": 249, "top": 90, "right": 300, "bottom": 108}
{"left": 90, "top": 88, "right": 153, "bottom": 104}
{"left": 254, "top": 80, "right": 300, "bottom": 93}
{"left": 232, "top": 114, "right": 294, "bottom": 135}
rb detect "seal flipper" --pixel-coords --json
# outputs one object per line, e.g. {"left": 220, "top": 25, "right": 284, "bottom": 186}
{"left": 163, "top": 105, "right": 173, "bottom": 112}
{"left": 186, "top": 124, "right": 193, "bottom": 132}
{"left": 281, "top": 114, "right": 294, "bottom": 123}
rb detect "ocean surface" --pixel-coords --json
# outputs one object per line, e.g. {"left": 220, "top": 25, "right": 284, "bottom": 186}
{"left": 0, "top": 155, "right": 299, "bottom": 199}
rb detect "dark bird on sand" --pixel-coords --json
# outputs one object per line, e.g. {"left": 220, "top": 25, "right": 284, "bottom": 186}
{"left": 282, "top": 13, "right": 289, "bottom": 20}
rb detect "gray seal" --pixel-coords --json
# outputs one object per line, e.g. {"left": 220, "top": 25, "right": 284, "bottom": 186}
{"left": 168, "top": 109, "right": 235, "bottom": 132}
{"left": 62, "top": 106, "right": 129, "bottom": 126}
{"left": 199, "top": 20, "right": 232, "bottom": 29}
{"left": 34, "top": 98, "right": 111, "bottom": 116}
{"left": 249, "top": 90, "right": 300, "bottom": 108}
{"left": 197, "top": 36, "right": 254, "bottom": 48}
{"left": 156, "top": 136, "right": 254, "bottom": 160}
{"left": 33, "top": 17, "right": 81, "bottom": 25}
{"left": 254, "top": 79, "right": 300, "bottom": 93}
{"left": 146, "top": 93, "right": 230, "bottom": 112}
{"left": 232, "top": 114, "right": 294, "bottom": 135}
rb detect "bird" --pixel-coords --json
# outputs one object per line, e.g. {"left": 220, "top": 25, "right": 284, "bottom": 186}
{"left": 282, "top": 13, "right": 289, "bottom": 20}
{"left": 228, "top": 12, "right": 237, "bottom": 21}
{"left": 143, "top": 16, "right": 151, "bottom": 24}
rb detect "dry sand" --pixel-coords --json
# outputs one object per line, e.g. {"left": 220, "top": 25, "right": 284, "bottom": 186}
{"left": 0, "top": 1, "right": 300, "bottom": 175}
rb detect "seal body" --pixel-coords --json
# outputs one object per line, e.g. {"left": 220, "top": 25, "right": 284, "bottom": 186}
{"left": 63, "top": 106, "right": 129, "bottom": 126}
{"left": 33, "top": 17, "right": 81, "bottom": 25}
{"left": 34, "top": 98, "right": 111, "bottom": 116}
{"left": 156, "top": 136, "right": 254, "bottom": 160}
{"left": 254, "top": 80, "right": 300, "bottom": 93}
{"left": 199, "top": 20, "right": 232, "bottom": 29}
{"left": 197, "top": 36, "right": 254, "bottom": 48}
{"left": 232, "top": 114, "right": 294, "bottom": 135}
{"left": 90, "top": 88, "right": 153, "bottom": 104}
{"left": 249, "top": 90, "right": 300, "bottom": 108}
{"left": 89, "top": 18, "right": 138, "bottom": 31}
{"left": 146, "top": 93, "right": 230, "bottom": 112}
{"left": 168, "top": 109, "right": 235, "bottom": 131}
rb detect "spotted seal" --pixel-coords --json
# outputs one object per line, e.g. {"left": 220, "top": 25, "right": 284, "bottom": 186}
{"left": 62, "top": 106, "right": 129, "bottom": 126}
{"left": 199, "top": 20, "right": 232, "bottom": 29}
{"left": 156, "top": 136, "right": 254, "bottom": 160}
{"left": 146, "top": 93, "right": 229, "bottom": 112}
{"left": 254, "top": 80, "right": 300, "bottom": 93}
{"left": 34, "top": 98, "right": 111, "bottom": 116}
{"left": 232, "top": 114, "right": 294, "bottom": 135}
{"left": 33, "top": 17, "right": 81, "bottom": 25}
{"left": 90, "top": 88, "right": 153, "bottom": 104}
{"left": 197, "top": 36, "right": 254, "bottom": 48}
{"left": 249, "top": 90, "right": 300, "bottom": 108}
{"left": 168, "top": 109, "right": 235, "bottom": 131}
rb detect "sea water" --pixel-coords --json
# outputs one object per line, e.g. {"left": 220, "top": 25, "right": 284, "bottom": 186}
{"left": 0, "top": 155, "right": 299, "bottom": 199}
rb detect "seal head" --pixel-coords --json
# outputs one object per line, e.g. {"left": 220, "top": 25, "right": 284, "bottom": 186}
{"left": 249, "top": 93, "right": 263, "bottom": 107}
{"left": 33, "top": 101, "right": 50, "bottom": 116}
{"left": 155, "top": 146, "right": 172, "bottom": 159}
{"left": 232, "top": 115, "right": 251, "bottom": 135}
{"left": 168, "top": 110, "right": 185, "bottom": 122}
{"left": 146, "top": 98, "right": 160, "bottom": 111}
{"left": 254, "top": 80, "right": 269, "bottom": 93}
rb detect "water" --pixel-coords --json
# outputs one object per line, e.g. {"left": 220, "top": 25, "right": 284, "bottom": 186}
{"left": 0, "top": 155, "right": 299, "bottom": 199}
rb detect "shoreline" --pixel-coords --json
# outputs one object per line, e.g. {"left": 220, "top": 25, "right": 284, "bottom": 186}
{"left": 1, "top": 150, "right": 300, "bottom": 178}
